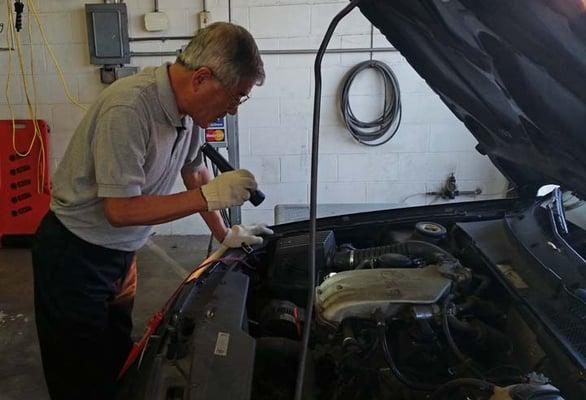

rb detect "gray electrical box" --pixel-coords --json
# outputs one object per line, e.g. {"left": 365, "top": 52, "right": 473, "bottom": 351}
{"left": 85, "top": 3, "right": 130, "bottom": 65}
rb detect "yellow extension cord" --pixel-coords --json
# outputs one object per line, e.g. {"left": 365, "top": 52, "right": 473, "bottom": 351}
{"left": 27, "top": 0, "right": 87, "bottom": 112}
{"left": 5, "top": 0, "right": 89, "bottom": 193}
{"left": 6, "top": 0, "right": 46, "bottom": 193}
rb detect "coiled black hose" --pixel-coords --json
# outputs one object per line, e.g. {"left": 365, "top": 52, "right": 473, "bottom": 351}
{"left": 339, "top": 60, "right": 401, "bottom": 146}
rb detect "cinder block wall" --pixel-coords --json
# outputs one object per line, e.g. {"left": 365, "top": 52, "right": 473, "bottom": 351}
{"left": 0, "top": 0, "right": 507, "bottom": 235}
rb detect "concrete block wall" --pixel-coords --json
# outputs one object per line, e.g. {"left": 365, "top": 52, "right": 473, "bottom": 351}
{"left": 0, "top": 0, "right": 508, "bottom": 235}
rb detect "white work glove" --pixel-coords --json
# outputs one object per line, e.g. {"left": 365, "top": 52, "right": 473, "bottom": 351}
{"left": 201, "top": 169, "right": 258, "bottom": 211}
{"left": 220, "top": 224, "right": 274, "bottom": 249}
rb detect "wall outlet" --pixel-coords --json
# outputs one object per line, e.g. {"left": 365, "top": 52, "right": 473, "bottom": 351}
{"left": 199, "top": 10, "right": 210, "bottom": 29}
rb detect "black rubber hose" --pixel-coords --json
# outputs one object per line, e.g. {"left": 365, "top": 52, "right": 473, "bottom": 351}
{"left": 442, "top": 296, "right": 470, "bottom": 365}
{"left": 448, "top": 316, "right": 479, "bottom": 335}
{"left": 448, "top": 317, "right": 513, "bottom": 357}
{"left": 377, "top": 321, "right": 438, "bottom": 392}
{"left": 256, "top": 337, "right": 301, "bottom": 357}
{"left": 387, "top": 240, "right": 456, "bottom": 262}
{"left": 442, "top": 300, "right": 489, "bottom": 381}
{"left": 473, "top": 274, "right": 491, "bottom": 296}
{"left": 340, "top": 60, "right": 401, "bottom": 146}
{"left": 334, "top": 240, "right": 456, "bottom": 269}
{"left": 429, "top": 378, "right": 495, "bottom": 400}
{"left": 355, "top": 253, "right": 414, "bottom": 269}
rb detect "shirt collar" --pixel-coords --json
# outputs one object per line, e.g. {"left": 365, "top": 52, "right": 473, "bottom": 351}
{"left": 155, "top": 63, "right": 184, "bottom": 129}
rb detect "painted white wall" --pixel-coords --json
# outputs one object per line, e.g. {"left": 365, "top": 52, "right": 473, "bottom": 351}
{"left": 0, "top": 0, "right": 508, "bottom": 235}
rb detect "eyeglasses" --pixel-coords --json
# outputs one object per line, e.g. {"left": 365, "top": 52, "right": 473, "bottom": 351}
{"left": 229, "top": 92, "right": 250, "bottom": 106}
{"left": 211, "top": 72, "right": 250, "bottom": 107}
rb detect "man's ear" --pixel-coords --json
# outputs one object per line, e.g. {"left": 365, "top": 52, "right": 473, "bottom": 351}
{"left": 191, "top": 67, "right": 213, "bottom": 90}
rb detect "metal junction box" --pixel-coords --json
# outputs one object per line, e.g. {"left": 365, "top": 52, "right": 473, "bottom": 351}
{"left": 85, "top": 3, "right": 130, "bottom": 65}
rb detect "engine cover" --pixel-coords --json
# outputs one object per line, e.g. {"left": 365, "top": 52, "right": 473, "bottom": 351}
{"left": 315, "top": 266, "right": 452, "bottom": 326}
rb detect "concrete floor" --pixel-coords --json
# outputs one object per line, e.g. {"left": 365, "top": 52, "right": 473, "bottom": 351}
{"left": 0, "top": 235, "right": 214, "bottom": 400}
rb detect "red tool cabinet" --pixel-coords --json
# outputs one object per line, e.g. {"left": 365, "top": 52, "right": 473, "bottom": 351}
{"left": 0, "top": 120, "right": 50, "bottom": 246}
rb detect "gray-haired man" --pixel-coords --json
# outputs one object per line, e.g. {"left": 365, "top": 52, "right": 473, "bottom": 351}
{"left": 31, "top": 22, "right": 265, "bottom": 399}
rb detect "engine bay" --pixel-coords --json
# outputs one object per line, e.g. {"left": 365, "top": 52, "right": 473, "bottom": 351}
{"left": 244, "top": 221, "right": 569, "bottom": 400}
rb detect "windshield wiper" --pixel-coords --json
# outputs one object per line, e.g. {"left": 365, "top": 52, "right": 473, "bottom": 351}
{"left": 544, "top": 187, "right": 569, "bottom": 235}
{"left": 541, "top": 188, "right": 586, "bottom": 302}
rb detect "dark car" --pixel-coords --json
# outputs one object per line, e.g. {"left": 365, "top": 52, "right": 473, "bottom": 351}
{"left": 116, "top": 1, "right": 586, "bottom": 399}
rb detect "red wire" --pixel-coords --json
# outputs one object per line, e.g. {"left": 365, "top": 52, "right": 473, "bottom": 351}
{"left": 117, "top": 255, "right": 252, "bottom": 379}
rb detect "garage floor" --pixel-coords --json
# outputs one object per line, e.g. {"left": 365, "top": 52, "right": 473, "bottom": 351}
{"left": 0, "top": 235, "right": 214, "bottom": 400}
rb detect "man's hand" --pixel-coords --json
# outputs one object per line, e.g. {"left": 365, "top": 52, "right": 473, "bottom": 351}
{"left": 200, "top": 169, "right": 257, "bottom": 211}
{"left": 221, "top": 224, "right": 274, "bottom": 249}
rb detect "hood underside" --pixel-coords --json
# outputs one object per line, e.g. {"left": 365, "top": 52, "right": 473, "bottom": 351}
{"left": 359, "top": 0, "right": 586, "bottom": 197}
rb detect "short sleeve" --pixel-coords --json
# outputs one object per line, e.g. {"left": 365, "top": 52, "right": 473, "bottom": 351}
{"left": 182, "top": 124, "right": 204, "bottom": 171}
{"left": 92, "top": 106, "right": 149, "bottom": 198}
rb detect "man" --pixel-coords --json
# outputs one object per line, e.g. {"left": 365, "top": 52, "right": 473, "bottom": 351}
{"left": 31, "top": 22, "right": 268, "bottom": 399}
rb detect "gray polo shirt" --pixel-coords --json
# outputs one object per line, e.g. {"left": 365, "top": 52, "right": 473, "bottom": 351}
{"left": 51, "top": 64, "right": 203, "bottom": 251}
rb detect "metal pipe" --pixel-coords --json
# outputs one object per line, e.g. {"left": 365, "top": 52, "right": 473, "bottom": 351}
{"left": 130, "top": 51, "right": 180, "bottom": 57}
{"left": 129, "top": 46, "right": 396, "bottom": 57}
{"left": 369, "top": 24, "right": 374, "bottom": 61}
{"left": 129, "top": 36, "right": 192, "bottom": 42}
{"left": 260, "top": 47, "right": 395, "bottom": 55}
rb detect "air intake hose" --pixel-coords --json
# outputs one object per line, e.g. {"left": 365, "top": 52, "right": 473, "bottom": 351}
{"left": 333, "top": 240, "right": 456, "bottom": 270}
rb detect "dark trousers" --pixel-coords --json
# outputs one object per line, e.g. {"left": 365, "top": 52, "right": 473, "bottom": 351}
{"left": 31, "top": 211, "right": 137, "bottom": 400}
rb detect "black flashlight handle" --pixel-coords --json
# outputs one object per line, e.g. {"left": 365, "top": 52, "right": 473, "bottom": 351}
{"left": 201, "top": 143, "right": 265, "bottom": 206}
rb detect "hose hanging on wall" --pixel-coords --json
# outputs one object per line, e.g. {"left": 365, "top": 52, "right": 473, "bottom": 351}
{"left": 339, "top": 59, "right": 401, "bottom": 146}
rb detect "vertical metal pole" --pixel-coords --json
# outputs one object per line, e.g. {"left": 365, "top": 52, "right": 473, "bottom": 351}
{"left": 199, "top": 115, "right": 241, "bottom": 226}
{"left": 226, "top": 114, "right": 241, "bottom": 225}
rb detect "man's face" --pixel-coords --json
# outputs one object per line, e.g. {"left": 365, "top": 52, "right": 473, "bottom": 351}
{"left": 186, "top": 68, "right": 253, "bottom": 128}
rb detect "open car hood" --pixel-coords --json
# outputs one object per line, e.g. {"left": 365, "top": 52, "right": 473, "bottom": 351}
{"left": 358, "top": 0, "right": 586, "bottom": 197}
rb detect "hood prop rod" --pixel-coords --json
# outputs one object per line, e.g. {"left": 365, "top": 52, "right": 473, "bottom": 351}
{"left": 294, "top": 1, "right": 363, "bottom": 399}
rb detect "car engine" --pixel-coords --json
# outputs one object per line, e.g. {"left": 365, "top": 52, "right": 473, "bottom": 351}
{"left": 247, "top": 222, "right": 566, "bottom": 400}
